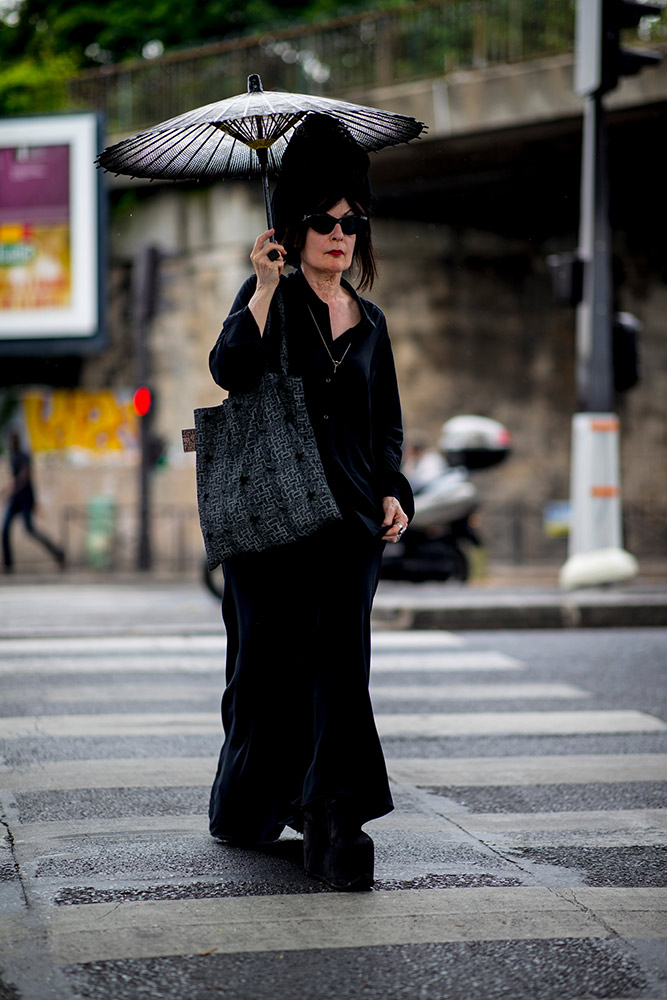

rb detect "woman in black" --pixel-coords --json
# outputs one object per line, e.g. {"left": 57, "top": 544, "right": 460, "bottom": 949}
{"left": 208, "top": 116, "right": 413, "bottom": 890}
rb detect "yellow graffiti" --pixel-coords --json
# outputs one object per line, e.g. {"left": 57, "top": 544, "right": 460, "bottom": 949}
{"left": 22, "top": 390, "right": 139, "bottom": 453}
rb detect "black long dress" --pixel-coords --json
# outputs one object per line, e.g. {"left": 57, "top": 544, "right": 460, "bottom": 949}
{"left": 208, "top": 269, "right": 413, "bottom": 844}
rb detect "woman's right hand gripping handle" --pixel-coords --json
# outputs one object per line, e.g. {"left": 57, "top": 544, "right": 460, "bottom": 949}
{"left": 248, "top": 229, "right": 286, "bottom": 336}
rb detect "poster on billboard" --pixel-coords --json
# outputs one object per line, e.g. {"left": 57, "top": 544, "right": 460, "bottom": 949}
{"left": 0, "top": 112, "right": 104, "bottom": 353}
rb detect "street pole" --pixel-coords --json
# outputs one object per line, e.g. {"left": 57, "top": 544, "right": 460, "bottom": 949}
{"left": 557, "top": 0, "right": 660, "bottom": 588}
{"left": 576, "top": 92, "right": 613, "bottom": 414}
{"left": 132, "top": 246, "right": 159, "bottom": 572}
{"left": 560, "top": 79, "right": 636, "bottom": 588}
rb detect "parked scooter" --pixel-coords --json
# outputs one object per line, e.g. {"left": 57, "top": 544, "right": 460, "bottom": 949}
{"left": 381, "top": 415, "right": 511, "bottom": 583}
{"left": 203, "top": 414, "right": 511, "bottom": 596}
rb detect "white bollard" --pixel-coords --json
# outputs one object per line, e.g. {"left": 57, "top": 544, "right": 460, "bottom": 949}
{"left": 559, "top": 413, "right": 638, "bottom": 589}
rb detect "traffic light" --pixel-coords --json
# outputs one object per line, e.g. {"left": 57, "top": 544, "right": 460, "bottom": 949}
{"left": 546, "top": 252, "right": 584, "bottom": 306}
{"left": 613, "top": 312, "right": 641, "bottom": 392}
{"left": 575, "top": 0, "right": 663, "bottom": 97}
{"left": 132, "top": 386, "right": 152, "bottom": 417}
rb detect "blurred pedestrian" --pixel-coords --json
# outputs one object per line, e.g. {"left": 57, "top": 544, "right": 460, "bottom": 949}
{"left": 403, "top": 434, "right": 448, "bottom": 492}
{"left": 207, "top": 115, "right": 414, "bottom": 890}
{"left": 2, "top": 431, "right": 65, "bottom": 573}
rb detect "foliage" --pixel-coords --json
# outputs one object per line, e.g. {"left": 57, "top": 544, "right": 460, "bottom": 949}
{"left": 0, "top": 52, "right": 78, "bottom": 115}
{"left": 0, "top": 0, "right": 396, "bottom": 114}
{"left": 0, "top": 0, "right": 391, "bottom": 68}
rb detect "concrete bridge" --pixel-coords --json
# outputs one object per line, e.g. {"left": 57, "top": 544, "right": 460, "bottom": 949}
{"left": 76, "top": 0, "right": 666, "bottom": 239}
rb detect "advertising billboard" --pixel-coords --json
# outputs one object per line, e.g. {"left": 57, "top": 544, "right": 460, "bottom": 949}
{"left": 0, "top": 112, "right": 105, "bottom": 354}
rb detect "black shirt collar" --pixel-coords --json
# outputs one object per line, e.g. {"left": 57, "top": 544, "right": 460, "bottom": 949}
{"left": 291, "top": 268, "right": 377, "bottom": 331}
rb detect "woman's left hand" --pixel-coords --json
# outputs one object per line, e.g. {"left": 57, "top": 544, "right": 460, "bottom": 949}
{"left": 381, "top": 496, "right": 409, "bottom": 543}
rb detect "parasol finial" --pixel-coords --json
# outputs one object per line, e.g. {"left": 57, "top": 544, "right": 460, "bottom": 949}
{"left": 248, "top": 74, "right": 263, "bottom": 93}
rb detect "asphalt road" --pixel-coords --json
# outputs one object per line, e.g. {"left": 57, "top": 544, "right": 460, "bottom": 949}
{"left": 1, "top": 582, "right": 666, "bottom": 1000}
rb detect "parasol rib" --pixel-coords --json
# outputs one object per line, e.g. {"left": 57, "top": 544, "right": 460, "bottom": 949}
{"left": 96, "top": 73, "right": 428, "bottom": 216}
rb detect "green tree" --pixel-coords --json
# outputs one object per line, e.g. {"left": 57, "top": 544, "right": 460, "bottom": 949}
{"left": 0, "top": 0, "right": 395, "bottom": 114}
{"left": 0, "top": 0, "right": 390, "bottom": 67}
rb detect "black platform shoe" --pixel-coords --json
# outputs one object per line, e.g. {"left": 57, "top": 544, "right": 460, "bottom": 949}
{"left": 304, "top": 798, "right": 374, "bottom": 892}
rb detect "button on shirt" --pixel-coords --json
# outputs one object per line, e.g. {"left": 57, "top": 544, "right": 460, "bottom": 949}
{"left": 209, "top": 269, "right": 414, "bottom": 535}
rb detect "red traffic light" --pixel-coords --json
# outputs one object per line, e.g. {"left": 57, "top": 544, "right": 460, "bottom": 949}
{"left": 133, "top": 386, "right": 152, "bottom": 417}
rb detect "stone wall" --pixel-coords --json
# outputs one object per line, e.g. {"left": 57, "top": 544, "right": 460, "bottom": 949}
{"left": 3, "top": 179, "right": 664, "bottom": 571}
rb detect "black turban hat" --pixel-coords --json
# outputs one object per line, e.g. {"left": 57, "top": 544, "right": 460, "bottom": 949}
{"left": 271, "top": 113, "right": 372, "bottom": 263}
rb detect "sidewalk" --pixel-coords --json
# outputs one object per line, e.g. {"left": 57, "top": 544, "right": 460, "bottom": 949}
{"left": 0, "top": 564, "right": 665, "bottom": 632}
{"left": 374, "top": 565, "right": 667, "bottom": 629}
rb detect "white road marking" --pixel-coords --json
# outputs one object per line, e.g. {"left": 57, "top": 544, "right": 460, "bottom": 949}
{"left": 0, "top": 651, "right": 521, "bottom": 676}
{"left": 35, "top": 887, "right": 667, "bottom": 965}
{"left": 372, "top": 682, "right": 587, "bottom": 700}
{"left": 0, "top": 635, "right": 227, "bottom": 656}
{"left": 11, "top": 807, "right": 667, "bottom": 856}
{"left": 0, "top": 757, "right": 215, "bottom": 791}
{"left": 3, "top": 752, "right": 663, "bottom": 793}
{"left": 1, "top": 709, "right": 664, "bottom": 740}
{"left": 0, "top": 657, "right": 224, "bottom": 675}
{"left": 372, "top": 631, "right": 465, "bottom": 649}
{"left": 371, "top": 652, "right": 525, "bottom": 672}
{"left": 0, "top": 629, "right": 462, "bottom": 659}
{"left": 459, "top": 808, "right": 667, "bottom": 847}
{"left": 377, "top": 711, "right": 667, "bottom": 737}
{"left": 385, "top": 753, "right": 667, "bottom": 787}
{"left": 2, "top": 682, "right": 219, "bottom": 702}
{"left": 0, "top": 713, "right": 221, "bottom": 738}
{"left": 1, "top": 680, "right": 582, "bottom": 704}
{"left": 10, "top": 813, "right": 448, "bottom": 849}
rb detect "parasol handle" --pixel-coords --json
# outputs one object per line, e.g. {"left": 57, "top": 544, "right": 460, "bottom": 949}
{"left": 257, "top": 147, "right": 280, "bottom": 261}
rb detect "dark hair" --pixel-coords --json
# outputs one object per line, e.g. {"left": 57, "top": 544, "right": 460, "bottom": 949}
{"left": 278, "top": 192, "right": 377, "bottom": 293}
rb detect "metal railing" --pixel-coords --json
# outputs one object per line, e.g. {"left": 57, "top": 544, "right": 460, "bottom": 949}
{"left": 61, "top": 503, "right": 201, "bottom": 574}
{"left": 52, "top": 499, "right": 664, "bottom": 573}
{"left": 480, "top": 501, "right": 667, "bottom": 565}
{"left": 68, "top": 0, "right": 577, "bottom": 135}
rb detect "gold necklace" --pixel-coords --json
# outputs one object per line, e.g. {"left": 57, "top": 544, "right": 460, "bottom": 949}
{"left": 307, "top": 303, "right": 352, "bottom": 375}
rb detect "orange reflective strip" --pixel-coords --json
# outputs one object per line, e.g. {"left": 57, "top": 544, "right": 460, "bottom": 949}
{"left": 591, "top": 419, "right": 619, "bottom": 432}
{"left": 591, "top": 486, "right": 619, "bottom": 498}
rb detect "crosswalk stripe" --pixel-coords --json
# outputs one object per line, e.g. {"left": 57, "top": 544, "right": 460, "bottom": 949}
{"left": 0, "top": 713, "right": 221, "bottom": 738}
{"left": 371, "top": 682, "right": 588, "bottom": 700}
{"left": 0, "top": 650, "right": 522, "bottom": 676}
{"left": 0, "top": 629, "right": 463, "bottom": 659}
{"left": 372, "top": 631, "right": 465, "bottom": 649}
{"left": 29, "top": 887, "right": 667, "bottom": 965}
{"left": 377, "top": 711, "right": 667, "bottom": 737}
{"left": 0, "top": 680, "right": 584, "bottom": 704}
{"left": 9, "top": 814, "right": 447, "bottom": 845}
{"left": 12, "top": 814, "right": 211, "bottom": 846}
{"left": 0, "top": 656, "right": 224, "bottom": 675}
{"left": 11, "top": 807, "right": 665, "bottom": 852}
{"left": 0, "top": 635, "right": 228, "bottom": 656}
{"left": 385, "top": 753, "right": 667, "bottom": 786}
{"left": 0, "top": 757, "right": 215, "bottom": 791}
{"left": 371, "top": 652, "right": 524, "bottom": 672}
{"left": 1, "top": 709, "right": 664, "bottom": 740}
{"left": 6, "top": 752, "right": 664, "bottom": 793}
{"left": 1, "top": 682, "right": 219, "bottom": 703}
{"left": 461, "top": 808, "right": 667, "bottom": 846}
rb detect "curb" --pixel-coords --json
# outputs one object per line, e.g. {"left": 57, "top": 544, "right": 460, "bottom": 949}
{"left": 372, "top": 599, "right": 667, "bottom": 630}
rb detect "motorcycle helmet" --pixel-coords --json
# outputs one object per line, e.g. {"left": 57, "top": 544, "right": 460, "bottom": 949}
{"left": 438, "top": 415, "right": 511, "bottom": 470}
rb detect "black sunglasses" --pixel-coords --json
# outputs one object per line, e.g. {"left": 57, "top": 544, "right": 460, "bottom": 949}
{"left": 302, "top": 213, "right": 369, "bottom": 236}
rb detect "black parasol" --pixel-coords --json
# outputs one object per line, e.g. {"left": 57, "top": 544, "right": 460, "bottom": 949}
{"left": 97, "top": 74, "right": 427, "bottom": 246}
